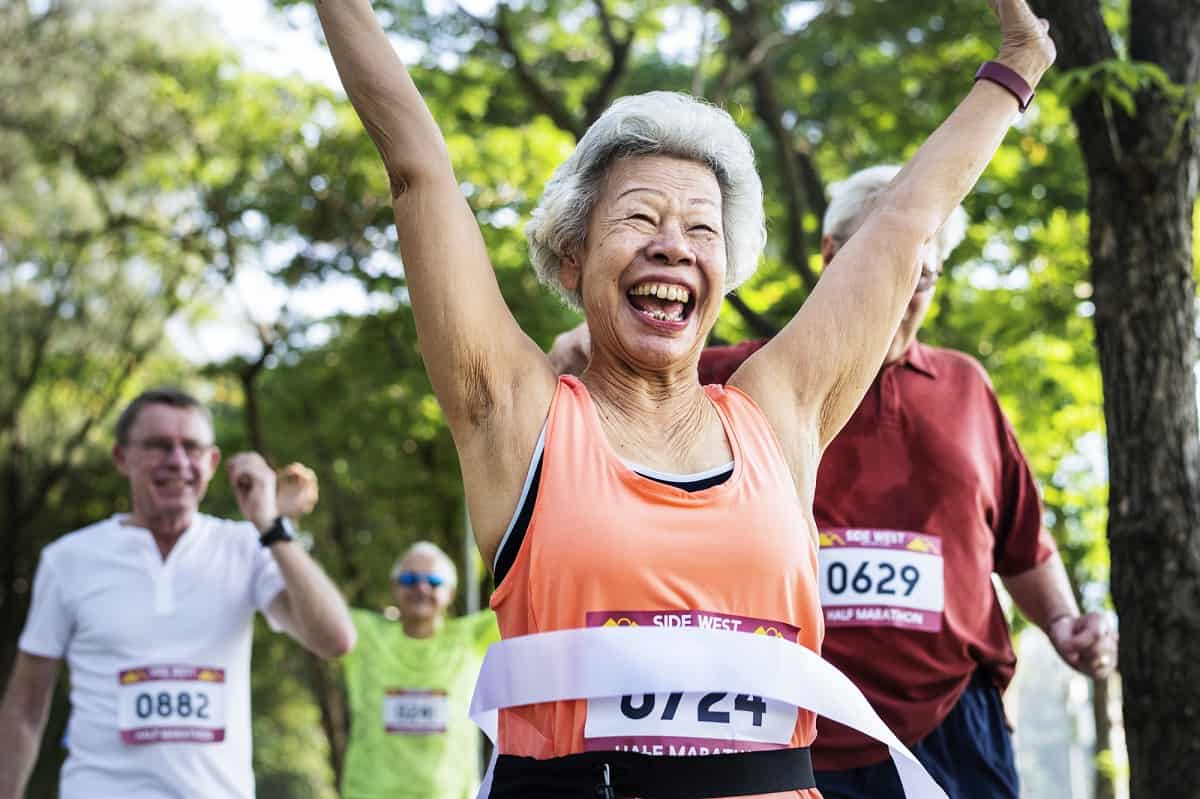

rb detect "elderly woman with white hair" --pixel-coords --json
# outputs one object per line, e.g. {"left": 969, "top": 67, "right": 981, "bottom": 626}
{"left": 313, "top": 1, "right": 1055, "bottom": 796}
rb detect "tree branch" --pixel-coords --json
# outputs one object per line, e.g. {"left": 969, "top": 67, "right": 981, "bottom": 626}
{"left": 240, "top": 325, "right": 277, "bottom": 459}
{"left": 582, "top": 0, "right": 633, "bottom": 127}
{"left": 711, "top": 28, "right": 789, "bottom": 102}
{"left": 16, "top": 340, "right": 156, "bottom": 528}
{"left": 712, "top": 3, "right": 819, "bottom": 290}
{"left": 463, "top": 4, "right": 585, "bottom": 139}
{"left": 0, "top": 260, "right": 78, "bottom": 436}
{"left": 796, "top": 144, "right": 828, "bottom": 233}
{"left": 689, "top": 2, "right": 712, "bottom": 97}
{"left": 749, "top": 67, "right": 819, "bottom": 291}
{"left": 725, "top": 292, "right": 779, "bottom": 338}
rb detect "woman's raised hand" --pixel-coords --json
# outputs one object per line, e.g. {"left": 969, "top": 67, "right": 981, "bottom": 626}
{"left": 988, "top": 0, "right": 1056, "bottom": 86}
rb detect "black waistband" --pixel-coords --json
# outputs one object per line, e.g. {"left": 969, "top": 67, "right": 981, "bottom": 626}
{"left": 490, "top": 747, "right": 815, "bottom": 798}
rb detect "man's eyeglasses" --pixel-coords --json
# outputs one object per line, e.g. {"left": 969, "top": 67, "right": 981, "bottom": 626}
{"left": 129, "top": 437, "right": 214, "bottom": 462}
{"left": 394, "top": 572, "right": 446, "bottom": 588}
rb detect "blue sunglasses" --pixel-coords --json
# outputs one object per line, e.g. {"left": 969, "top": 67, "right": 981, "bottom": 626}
{"left": 395, "top": 571, "right": 446, "bottom": 588}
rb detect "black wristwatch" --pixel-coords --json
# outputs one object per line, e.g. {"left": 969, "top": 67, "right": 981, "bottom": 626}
{"left": 259, "top": 516, "right": 297, "bottom": 548}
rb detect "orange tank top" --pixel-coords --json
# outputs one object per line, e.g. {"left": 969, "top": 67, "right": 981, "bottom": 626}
{"left": 490, "top": 376, "right": 824, "bottom": 799}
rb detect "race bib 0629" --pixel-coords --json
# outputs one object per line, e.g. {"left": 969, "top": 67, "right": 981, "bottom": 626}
{"left": 117, "top": 665, "right": 226, "bottom": 744}
{"left": 582, "top": 610, "right": 801, "bottom": 755}
{"left": 818, "top": 529, "right": 944, "bottom": 632}
{"left": 383, "top": 690, "right": 449, "bottom": 734}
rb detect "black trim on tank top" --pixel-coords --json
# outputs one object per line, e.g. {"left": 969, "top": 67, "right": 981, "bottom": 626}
{"left": 493, "top": 456, "right": 543, "bottom": 585}
{"left": 493, "top": 451, "right": 733, "bottom": 586}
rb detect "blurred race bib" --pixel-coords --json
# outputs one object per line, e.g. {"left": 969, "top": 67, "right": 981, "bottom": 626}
{"left": 819, "top": 529, "right": 944, "bottom": 632}
{"left": 582, "top": 610, "right": 800, "bottom": 755}
{"left": 383, "top": 690, "right": 449, "bottom": 734}
{"left": 117, "top": 665, "right": 226, "bottom": 744}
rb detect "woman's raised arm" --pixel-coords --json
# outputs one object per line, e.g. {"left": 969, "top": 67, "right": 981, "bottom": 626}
{"left": 314, "top": 0, "right": 556, "bottom": 435}
{"left": 315, "top": 1, "right": 558, "bottom": 564}
{"left": 732, "top": 0, "right": 1055, "bottom": 453}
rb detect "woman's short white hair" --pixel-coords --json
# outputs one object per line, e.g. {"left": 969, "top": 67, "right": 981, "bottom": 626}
{"left": 526, "top": 91, "right": 765, "bottom": 309}
{"left": 392, "top": 540, "right": 458, "bottom": 592}
{"left": 823, "top": 164, "right": 968, "bottom": 261}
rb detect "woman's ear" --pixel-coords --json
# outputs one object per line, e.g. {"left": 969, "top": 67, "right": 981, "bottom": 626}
{"left": 560, "top": 253, "right": 581, "bottom": 292}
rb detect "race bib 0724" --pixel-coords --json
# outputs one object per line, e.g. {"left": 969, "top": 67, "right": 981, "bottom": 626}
{"left": 582, "top": 610, "right": 802, "bottom": 756}
{"left": 818, "top": 528, "right": 944, "bottom": 632}
{"left": 117, "top": 665, "right": 226, "bottom": 744}
{"left": 383, "top": 690, "right": 449, "bottom": 734}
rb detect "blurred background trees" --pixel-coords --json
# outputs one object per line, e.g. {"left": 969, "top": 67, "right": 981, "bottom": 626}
{"left": 4, "top": 0, "right": 1195, "bottom": 796}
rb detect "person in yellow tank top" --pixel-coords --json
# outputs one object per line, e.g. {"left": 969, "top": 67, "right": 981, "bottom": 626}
{"left": 341, "top": 541, "right": 499, "bottom": 799}
{"left": 308, "top": 1, "right": 1058, "bottom": 795}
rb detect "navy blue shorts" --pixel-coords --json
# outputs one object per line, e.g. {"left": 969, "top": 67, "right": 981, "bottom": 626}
{"left": 815, "top": 669, "right": 1019, "bottom": 799}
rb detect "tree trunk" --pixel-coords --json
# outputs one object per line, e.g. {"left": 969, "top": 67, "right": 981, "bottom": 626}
{"left": 1031, "top": 1, "right": 1200, "bottom": 795}
{"left": 1091, "top": 164, "right": 1200, "bottom": 794}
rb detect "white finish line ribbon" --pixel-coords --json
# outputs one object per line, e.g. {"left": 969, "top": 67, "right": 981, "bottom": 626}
{"left": 470, "top": 625, "right": 947, "bottom": 798}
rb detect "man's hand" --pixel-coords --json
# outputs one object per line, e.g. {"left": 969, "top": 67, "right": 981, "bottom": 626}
{"left": 277, "top": 463, "right": 319, "bottom": 521}
{"left": 547, "top": 322, "right": 591, "bottom": 377}
{"left": 1049, "top": 611, "right": 1118, "bottom": 679}
{"left": 227, "top": 452, "right": 279, "bottom": 532}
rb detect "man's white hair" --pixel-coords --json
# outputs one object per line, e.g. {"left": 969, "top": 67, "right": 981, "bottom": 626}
{"left": 526, "top": 91, "right": 766, "bottom": 309}
{"left": 392, "top": 540, "right": 458, "bottom": 592}
{"left": 823, "top": 164, "right": 968, "bottom": 261}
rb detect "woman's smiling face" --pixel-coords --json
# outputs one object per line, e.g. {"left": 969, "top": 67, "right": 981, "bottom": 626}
{"left": 560, "top": 154, "right": 727, "bottom": 372}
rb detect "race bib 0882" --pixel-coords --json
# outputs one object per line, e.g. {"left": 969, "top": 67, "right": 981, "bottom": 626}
{"left": 582, "top": 610, "right": 801, "bottom": 756}
{"left": 117, "top": 665, "right": 226, "bottom": 744}
{"left": 818, "top": 528, "right": 944, "bottom": 632}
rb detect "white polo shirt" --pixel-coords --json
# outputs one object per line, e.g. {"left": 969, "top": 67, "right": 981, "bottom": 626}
{"left": 18, "top": 513, "right": 286, "bottom": 799}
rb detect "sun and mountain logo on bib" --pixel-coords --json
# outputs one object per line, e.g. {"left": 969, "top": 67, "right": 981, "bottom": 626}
{"left": 818, "top": 528, "right": 945, "bottom": 632}
{"left": 583, "top": 610, "right": 802, "bottom": 756}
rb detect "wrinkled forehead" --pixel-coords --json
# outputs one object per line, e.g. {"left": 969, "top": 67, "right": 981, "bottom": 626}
{"left": 126, "top": 404, "right": 214, "bottom": 442}
{"left": 598, "top": 154, "right": 723, "bottom": 210}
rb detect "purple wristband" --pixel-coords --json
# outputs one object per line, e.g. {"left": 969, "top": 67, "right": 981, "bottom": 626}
{"left": 975, "top": 61, "right": 1035, "bottom": 112}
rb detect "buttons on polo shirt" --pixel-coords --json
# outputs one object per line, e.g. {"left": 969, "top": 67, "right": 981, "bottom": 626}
{"left": 878, "top": 366, "right": 902, "bottom": 427}
{"left": 139, "top": 539, "right": 181, "bottom": 615}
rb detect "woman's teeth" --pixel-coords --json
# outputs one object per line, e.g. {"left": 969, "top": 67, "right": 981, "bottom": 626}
{"left": 643, "top": 308, "right": 683, "bottom": 321}
{"left": 629, "top": 282, "right": 691, "bottom": 303}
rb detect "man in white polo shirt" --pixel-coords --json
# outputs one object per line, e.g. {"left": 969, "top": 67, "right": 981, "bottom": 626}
{"left": 0, "top": 388, "right": 356, "bottom": 799}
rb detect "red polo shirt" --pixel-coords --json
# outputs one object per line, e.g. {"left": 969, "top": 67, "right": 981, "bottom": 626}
{"left": 700, "top": 339, "right": 1055, "bottom": 769}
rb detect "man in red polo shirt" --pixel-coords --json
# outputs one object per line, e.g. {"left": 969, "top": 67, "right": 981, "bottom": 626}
{"left": 548, "top": 164, "right": 1118, "bottom": 799}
